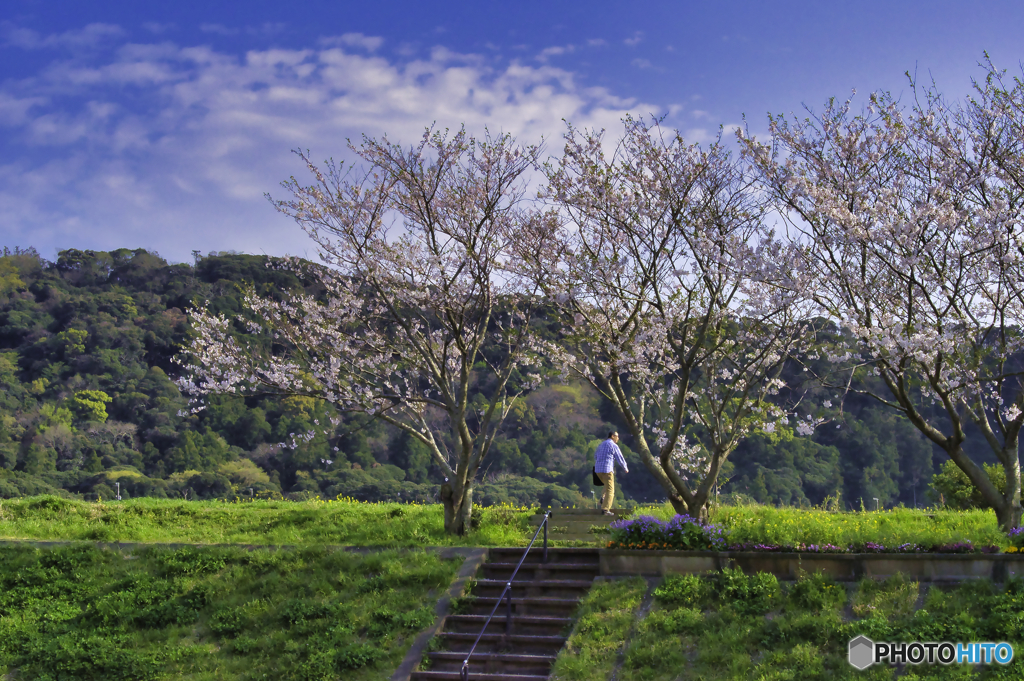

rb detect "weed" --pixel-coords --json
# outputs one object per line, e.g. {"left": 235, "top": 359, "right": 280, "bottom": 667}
{"left": 653, "top": 573, "right": 711, "bottom": 608}
{"left": 717, "top": 568, "right": 780, "bottom": 615}
{"left": 787, "top": 571, "right": 846, "bottom": 613}
{"left": 851, "top": 573, "right": 918, "bottom": 619}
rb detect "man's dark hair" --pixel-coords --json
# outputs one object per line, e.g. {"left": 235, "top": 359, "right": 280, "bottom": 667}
{"left": 607, "top": 431, "right": 617, "bottom": 439}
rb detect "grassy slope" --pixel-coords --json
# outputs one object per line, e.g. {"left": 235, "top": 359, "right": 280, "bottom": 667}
{"left": 549, "top": 577, "right": 648, "bottom": 681}
{"left": 555, "top": 570, "right": 1024, "bottom": 680}
{"left": 0, "top": 543, "right": 461, "bottom": 681}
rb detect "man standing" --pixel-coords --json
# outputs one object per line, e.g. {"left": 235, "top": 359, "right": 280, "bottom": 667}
{"left": 594, "top": 431, "right": 628, "bottom": 515}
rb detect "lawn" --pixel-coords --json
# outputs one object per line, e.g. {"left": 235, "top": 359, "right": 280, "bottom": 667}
{"left": 0, "top": 496, "right": 532, "bottom": 547}
{"left": 634, "top": 502, "right": 1009, "bottom": 550}
{"left": 0, "top": 542, "right": 461, "bottom": 680}
{"left": 0, "top": 495, "right": 1011, "bottom": 550}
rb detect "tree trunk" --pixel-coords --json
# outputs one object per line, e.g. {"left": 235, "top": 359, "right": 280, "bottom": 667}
{"left": 441, "top": 479, "right": 474, "bottom": 535}
{"left": 626, "top": 430, "right": 687, "bottom": 514}
{"left": 998, "top": 439, "right": 1023, "bottom": 532}
{"left": 948, "top": 442, "right": 1023, "bottom": 532}
{"left": 995, "top": 503, "right": 1023, "bottom": 534}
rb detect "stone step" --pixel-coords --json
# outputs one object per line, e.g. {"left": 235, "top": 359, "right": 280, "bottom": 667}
{"left": 536, "top": 508, "right": 628, "bottom": 516}
{"left": 426, "top": 651, "right": 558, "bottom": 675}
{"left": 442, "top": 614, "right": 573, "bottom": 637}
{"left": 461, "top": 596, "right": 581, "bottom": 617}
{"left": 411, "top": 672, "right": 549, "bottom": 681}
{"left": 433, "top": 632, "right": 568, "bottom": 656}
{"left": 472, "top": 578, "right": 595, "bottom": 599}
{"left": 541, "top": 533, "right": 607, "bottom": 543}
{"left": 480, "top": 562, "right": 600, "bottom": 582}
{"left": 531, "top": 517, "right": 620, "bottom": 528}
{"left": 535, "top": 526, "right": 615, "bottom": 538}
{"left": 413, "top": 545, "right": 601, "bottom": 679}
{"left": 486, "top": 547, "right": 601, "bottom": 564}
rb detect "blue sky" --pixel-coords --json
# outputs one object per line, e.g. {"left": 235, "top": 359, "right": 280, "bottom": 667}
{"left": 3, "top": 0, "right": 1024, "bottom": 263}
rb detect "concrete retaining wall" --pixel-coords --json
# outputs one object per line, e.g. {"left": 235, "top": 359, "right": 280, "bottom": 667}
{"left": 599, "top": 550, "right": 1024, "bottom": 581}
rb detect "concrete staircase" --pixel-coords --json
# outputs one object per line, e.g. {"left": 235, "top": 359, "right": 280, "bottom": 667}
{"left": 411, "top": 546, "right": 601, "bottom": 681}
{"left": 529, "top": 508, "right": 626, "bottom": 543}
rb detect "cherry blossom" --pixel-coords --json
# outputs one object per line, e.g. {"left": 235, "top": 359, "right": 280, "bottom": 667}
{"left": 742, "top": 59, "right": 1024, "bottom": 529}
{"left": 178, "top": 127, "right": 549, "bottom": 535}
{"left": 526, "top": 117, "right": 818, "bottom": 518}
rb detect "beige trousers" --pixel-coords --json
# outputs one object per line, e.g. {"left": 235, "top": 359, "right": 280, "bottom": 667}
{"left": 596, "top": 471, "right": 614, "bottom": 510}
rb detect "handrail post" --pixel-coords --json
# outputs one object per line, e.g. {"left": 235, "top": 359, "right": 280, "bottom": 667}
{"left": 543, "top": 513, "right": 548, "bottom": 564}
{"left": 505, "top": 583, "right": 513, "bottom": 633}
{"left": 460, "top": 660, "right": 469, "bottom": 680}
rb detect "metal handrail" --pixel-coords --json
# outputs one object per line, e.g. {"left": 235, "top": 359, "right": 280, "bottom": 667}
{"left": 460, "top": 509, "right": 550, "bottom": 681}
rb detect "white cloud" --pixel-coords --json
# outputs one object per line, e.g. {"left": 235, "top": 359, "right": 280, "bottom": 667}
{"left": 631, "top": 58, "right": 652, "bottom": 69}
{"left": 1, "top": 22, "right": 124, "bottom": 50}
{"left": 587, "top": 38, "right": 607, "bottom": 47}
{"left": 624, "top": 31, "right": 644, "bottom": 47}
{"left": 537, "top": 45, "right": 575, "bottom": 62}
{"left": 0, "top": 26, "right": 658, "bottom": 261}
{"left": 320, "top": 33, "right": 384, "bottom": 52}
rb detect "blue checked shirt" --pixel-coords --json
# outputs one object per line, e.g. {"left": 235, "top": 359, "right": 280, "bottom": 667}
{"left": 594, "top": 438, "right": 628, "bottom": 474}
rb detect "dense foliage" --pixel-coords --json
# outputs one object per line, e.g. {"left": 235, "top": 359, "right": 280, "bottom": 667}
{"left": 0, "top": 246, "right": 1009, "bottom": 510}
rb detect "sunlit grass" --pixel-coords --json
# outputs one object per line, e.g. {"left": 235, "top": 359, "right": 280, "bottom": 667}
{"left": 0, "top": 495, "right": 1011, "bottom": 549}
{"left": 0, "top": 495, "right": 534, "bottom": 547}
{"left": 631, "top": 501, "right": 1008, "bottom": 548}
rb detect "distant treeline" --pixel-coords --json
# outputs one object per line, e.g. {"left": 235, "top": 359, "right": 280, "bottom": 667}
{"left": 0, "top": 247, "right": 995, "bottom": 509}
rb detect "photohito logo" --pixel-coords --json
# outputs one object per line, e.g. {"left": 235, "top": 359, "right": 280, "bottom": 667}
{"left": 848, "top": 636, "right": 1014, "bottom": 669}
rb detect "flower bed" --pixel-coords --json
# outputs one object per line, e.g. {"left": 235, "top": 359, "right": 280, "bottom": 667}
{"left": 607, "top": 514, "right": 1005, "bottom": 554}
{"left": 607, "top": 515, "right": 726, "bottom": 551}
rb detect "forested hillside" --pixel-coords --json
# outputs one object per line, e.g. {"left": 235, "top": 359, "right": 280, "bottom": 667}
{"left": 0, "top": 246, "right": 990, "bottom": 510}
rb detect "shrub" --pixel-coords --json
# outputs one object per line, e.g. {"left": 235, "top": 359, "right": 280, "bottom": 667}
{"left": 660, "top": 606, "right": 703, "bottom": 634}
{"left": 717, "top": 568, "right": 780, "bottom": 615}
{"left": 788, "top": 571, "right": 846, "bottom": 613}
{"left": 653, "top": 573, "right": 711, "bottom": 608}
{"left": 930, "top": 459, "right": 1006, "bottom": 510}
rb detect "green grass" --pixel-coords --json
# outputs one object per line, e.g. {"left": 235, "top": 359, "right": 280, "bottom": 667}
{"left": 598, "top": 570, "right": 1024, "bottom": 681}
{"left": 0, "top": 542, "right": 461, "bottom": 680}
{"left": 631, "top": 502, "right": 1009, "bottom": 548}
{"left": 550, "top": 576, "right": 648, "bottom": 681}
{"left": 0, "top": 496, "right": 1011, "bottom": 550}
{"left": 0, "top": 496, "right": 533, "bottom": 547}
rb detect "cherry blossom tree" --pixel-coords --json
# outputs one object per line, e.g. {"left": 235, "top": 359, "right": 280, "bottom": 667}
{"left": 742, "top": 61, "right": 1024, "bottom": 529}
{"left": 524, "top": 117, "right": 816, "bottom": 518}
{"left": 178, "top": 128, "right": 548, "bottom": 535}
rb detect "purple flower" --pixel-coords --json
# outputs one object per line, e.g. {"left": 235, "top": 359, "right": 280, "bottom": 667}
{"left": 608, "top": 514, "right": 726, "bottom": 550}
{"left": 934, "top": 542, "right": 975, "bottom": 554}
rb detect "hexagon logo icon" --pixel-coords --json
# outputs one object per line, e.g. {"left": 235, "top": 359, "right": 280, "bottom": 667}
{"left": 848, "top": 635, "right": 875, "bottom": 670}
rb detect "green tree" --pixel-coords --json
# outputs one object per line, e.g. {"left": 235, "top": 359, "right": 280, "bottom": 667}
{"left": 69, "top": 390, "right": 112, "bottom": 424}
